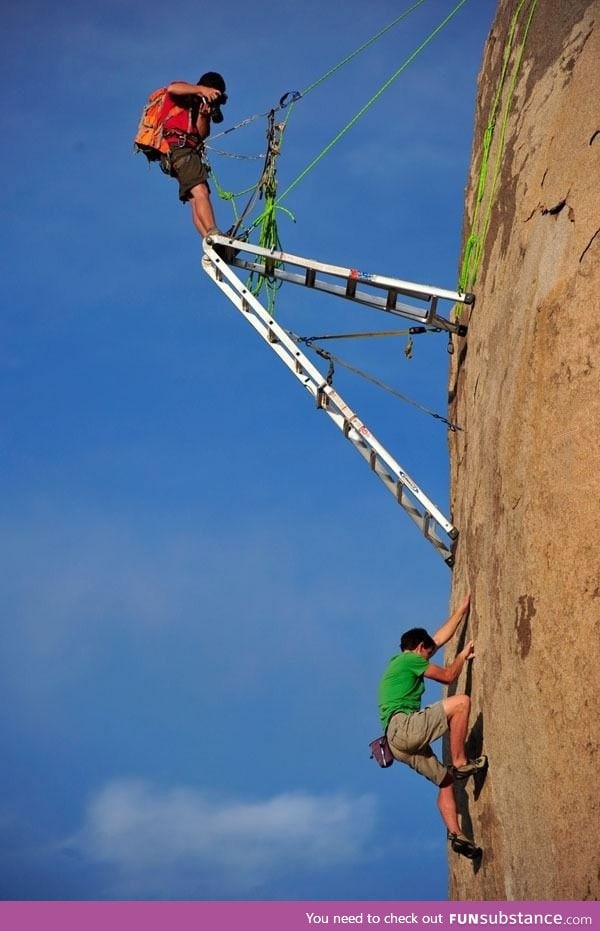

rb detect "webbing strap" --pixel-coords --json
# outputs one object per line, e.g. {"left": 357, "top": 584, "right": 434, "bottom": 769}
{"left": 294, "top": 335, "right": 462, "bottom": 431}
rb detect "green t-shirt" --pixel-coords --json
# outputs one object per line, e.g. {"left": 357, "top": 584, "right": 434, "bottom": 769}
{"left": 378, "top": 651, "right": 429, "bottom": 729}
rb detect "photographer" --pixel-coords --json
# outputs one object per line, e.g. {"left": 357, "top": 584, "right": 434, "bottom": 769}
{"left": 161, "top": 72, "right": 227, "bottom": 239}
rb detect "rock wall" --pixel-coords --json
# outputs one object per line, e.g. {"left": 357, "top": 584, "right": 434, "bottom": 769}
{"left": 447, "top": 0, "right": 599, "bottom": 900}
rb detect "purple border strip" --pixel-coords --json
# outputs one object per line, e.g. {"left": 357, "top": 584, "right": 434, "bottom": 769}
{"left": 0, "top": 901, "right": 598, "bottom": 931}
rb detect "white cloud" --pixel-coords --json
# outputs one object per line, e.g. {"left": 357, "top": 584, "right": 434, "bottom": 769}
{"left": 68, "top": 779, "right": 377, "bottom": 897}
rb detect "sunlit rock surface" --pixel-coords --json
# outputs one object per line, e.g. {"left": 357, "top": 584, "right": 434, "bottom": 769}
{"left": 447, "top": 0, "right": 599, "bottom": 900}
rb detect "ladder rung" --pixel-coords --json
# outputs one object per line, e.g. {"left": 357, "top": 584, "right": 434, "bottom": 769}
{"left": 423, "top": 513, "right": 432, "bottom": 538}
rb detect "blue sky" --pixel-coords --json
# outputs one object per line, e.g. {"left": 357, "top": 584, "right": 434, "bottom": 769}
{"left": 2, "top": 0, "right": 495, "bottom": 901}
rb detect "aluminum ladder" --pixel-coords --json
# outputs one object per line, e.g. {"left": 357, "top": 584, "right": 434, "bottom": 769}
{"left": 208, "top": 233, "right": 473, "bottom": 335}
{"left": 202, "top": 235, "right": 465, "bottom": 566}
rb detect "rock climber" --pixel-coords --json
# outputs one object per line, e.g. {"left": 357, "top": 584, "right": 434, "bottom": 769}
{"left": 377, "top": 592, "right": 487, "bottom": 859}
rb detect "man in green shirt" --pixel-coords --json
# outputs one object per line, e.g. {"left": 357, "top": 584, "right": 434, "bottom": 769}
{"left": 378, "top": 592, "right": 486, "bottom": 859}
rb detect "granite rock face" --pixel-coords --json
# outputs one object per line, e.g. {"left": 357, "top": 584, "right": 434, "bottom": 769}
{"left": 447, "top": 0, "right": 599, "bottom": 900}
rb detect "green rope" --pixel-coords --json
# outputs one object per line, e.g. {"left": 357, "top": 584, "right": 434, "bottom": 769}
{"left": 211, "top": 0, "right": 471, "bottom": 314}
{"left": 300, "top": 0, "right": 428, "bottom": 98}
{"left": 245, "top": 115, "right": 296, "bottom": 311}
{"left": 210, "top": 168, "right": 257, "bottom": 224}
{"left": 458, "top": 0, "right": 538, "bottom": 295}
{"left": 247, "top": 197, "right": 296, "bottom": 313}
{"left": 208, "top": 0, "right": 429, "bottom": 150}
{"left": 244, "top": 0, "right": 471, "bottom": 312}
{"left": 211, "top": 0, "right": 465, "bottom": 232}
{"left": 276, "top": 0, "right": 472, "bottom": 207}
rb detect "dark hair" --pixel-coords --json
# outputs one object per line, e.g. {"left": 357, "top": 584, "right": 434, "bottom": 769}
{"left": 197, "top": 71, "right": 226, "bottom": 94}
{"left": 400, "top": 627, "right": 436, "bottom": 652}
{"left": 197, "top": 72, "right": 227, "bottom": 122}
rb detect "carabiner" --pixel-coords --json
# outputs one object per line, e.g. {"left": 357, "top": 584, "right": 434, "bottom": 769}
{"left": 279, "top": 90, "right": 302, "bottom": 109}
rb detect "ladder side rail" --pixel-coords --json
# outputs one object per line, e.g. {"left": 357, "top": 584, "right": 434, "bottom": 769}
{"left": 232, "top": 257, "right": 462, "bottom": 335}
{"left": 225, "top": 258, "right": 433, "bottom": 325}
{"left": 202, "top": 262, "right": 327, "bottom": 392}
{"left": 320, "top": 382, "right": 456, "bottom": 537}
{"left": 208, "top": 234, "right": 474, "bottom": 306}
{"left": 203, "top": 246, "right": 457, "bottom": 562}
{"left": 231, "top": 255, "right": 442, "bottom": 307}
{"left": 342, "top": 433, "right": 454, "bottom": 564}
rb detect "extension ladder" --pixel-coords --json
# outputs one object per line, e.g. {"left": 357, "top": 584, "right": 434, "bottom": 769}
{"left": 202, "top": 234, "right": 466, "bottom": 566}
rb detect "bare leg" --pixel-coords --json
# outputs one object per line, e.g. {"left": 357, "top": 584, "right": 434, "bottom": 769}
{"left": 442, "top": 694, "right": 471, "bottom": 768}
{"left": 437, "top": 772, "right": 460, "bottom": 834}
{"left": 189, "top": 182, "right": 218, "bottom": 236}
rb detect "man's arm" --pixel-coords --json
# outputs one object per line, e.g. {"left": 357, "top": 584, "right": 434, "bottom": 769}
{"left": 432, "top": 592, "right": 471, "bottom": 648}
{"left": 424, "top": 639, "right": 475, "bottom": 684}
{"left": 167, "top": 82, "right": 221, "bottom": 100}
{"left": 166, "top": 83, "right": 215, "bottom": 140}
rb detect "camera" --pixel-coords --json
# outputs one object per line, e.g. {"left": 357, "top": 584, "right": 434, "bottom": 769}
{"left": 200, "top": 92, "right": 227, "bottom": 124}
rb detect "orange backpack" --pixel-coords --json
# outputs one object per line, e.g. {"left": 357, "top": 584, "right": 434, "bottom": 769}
{"left": 134, "top": 87, "right": 187, "bottom": 162}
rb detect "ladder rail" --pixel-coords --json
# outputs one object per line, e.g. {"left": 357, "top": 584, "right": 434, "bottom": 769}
{"left": 226, "top": 259, "right": 432, "bottom": 324}
{"left": 208, "top": 234, "right": 472, "bottom": 335}
{"left": 202, "top": 243, "right": 458, "bottom": 566}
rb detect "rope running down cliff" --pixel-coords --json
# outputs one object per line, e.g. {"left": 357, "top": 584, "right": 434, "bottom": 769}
{"left": 458, "top": 0, "right": 539, "bottom": 297}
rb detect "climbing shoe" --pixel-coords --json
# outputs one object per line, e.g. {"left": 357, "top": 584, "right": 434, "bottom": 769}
{"left": 452, "top": 755, "right": 488, "bottom": 779}
{"left": 448, "top": 832, "right": 482, "bottom": 860}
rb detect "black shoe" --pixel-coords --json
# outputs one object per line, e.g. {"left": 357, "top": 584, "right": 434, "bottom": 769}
{"left": 448, "top": 832, "right": 482, "bottom": 859}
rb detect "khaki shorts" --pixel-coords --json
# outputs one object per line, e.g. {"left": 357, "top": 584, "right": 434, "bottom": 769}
{"left": 166, "top": 146, "right": 211, "bottom": 202}
{"left": 386, "top": 701, "right": 449, "bottom": 786}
